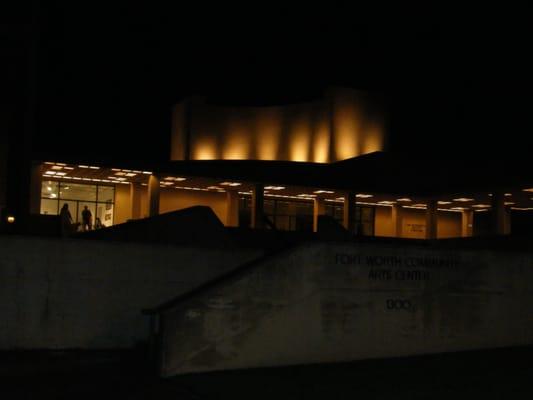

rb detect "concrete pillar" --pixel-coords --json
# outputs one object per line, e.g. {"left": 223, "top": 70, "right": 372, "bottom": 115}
{"left": 251, "top": 183, "right": 264, "bottom": 229}
{"left": 461, "top": 210, "right": 473, "bottom": 237}
{"left": 147, "top": 175, "right": 160, "bottom": 217}
{"left": 313, "top": 197, "right": 326, "bottom": 232}
{"left": 29, "top": 163, "right": 43, "bottom": 214}
{"left": 391, "top": 205, "right": 402, "bottom": 238}
{"left": 130, "top": 182, "right": 142, "bottom": 220}
{"left": 491, "top": 191, "right": 510, "bottom": 235}
{"left": 425, "top": 199, "right": 438, "bottom": 240}
{"left": 226, "top": 190, "right": 240, "bottom": 227}
{"left": 343, "top": 191, "right": 356, "bottom": 234}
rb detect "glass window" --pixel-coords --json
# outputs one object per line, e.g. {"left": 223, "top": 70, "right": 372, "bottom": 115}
{"left": 96, "top": 202, "right": 114, "bottom": 227}
{"left": 40, "top": 198, "right": 59, "bottom": 215}
{"left": 97, "top": 185, "right": 114, "bottom": 203}
{"left": 40, "top": 181, "right": 116, "bottom": 228}
{"left": 41, "top": 181, "right": 59, "bottom": 199}
{"left": 264, "top": 200, "right": 275, "bottom": 215}
{"left": 61, "top": 183, "right": 97, "bottom": 201}
{"left": 276, "top": 201, "right": 290, "bottom": 215}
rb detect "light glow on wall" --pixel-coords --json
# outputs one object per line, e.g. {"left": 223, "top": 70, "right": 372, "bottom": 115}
{"left": 289, "top": 117, "right": 312, "bottom": 162}
{"left": 194, "top": 138, "right": 218, "bottom": 160}
{"left": 312, "top": 119, "right": 330, "bottom": 163}
{"left": 333, "top": 102, "right": 360, "bottom": 160}
{"left": 223, "top": 118, "right": 251, "bottom": 160}
{"left": 170, "top": 89, "right": 386, "bottom": 164}
{"left": 255, "top": 109, "right": 282, "bottom": 160}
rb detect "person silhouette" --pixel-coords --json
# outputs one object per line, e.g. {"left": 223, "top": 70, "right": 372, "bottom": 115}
{"left": 81, "top": 205, "right": 92, "bottom": 231}
{"left": 59, "top": 203, "right": 74, "bottom": 236}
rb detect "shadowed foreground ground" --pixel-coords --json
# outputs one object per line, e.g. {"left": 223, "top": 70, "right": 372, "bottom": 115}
{"left": 2, "top": 346, "right": 533, "bottom": 399}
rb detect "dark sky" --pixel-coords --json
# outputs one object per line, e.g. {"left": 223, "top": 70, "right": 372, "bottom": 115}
{"left": 17, "top": 4, "right": 533, "bottom": 163}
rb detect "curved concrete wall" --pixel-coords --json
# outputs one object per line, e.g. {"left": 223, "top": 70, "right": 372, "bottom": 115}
{"left": 170, "top": 88, "right": 387, "bottom": 163}
{"left": 158, "top": 241, "right": 533, "bottom": 376}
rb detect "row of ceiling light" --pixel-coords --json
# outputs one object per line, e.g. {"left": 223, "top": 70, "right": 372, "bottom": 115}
{"left": 43, "top": 163, "right": 533, "bottom": 210}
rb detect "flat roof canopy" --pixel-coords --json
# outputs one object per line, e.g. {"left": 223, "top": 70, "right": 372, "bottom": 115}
{"left": 38, "top": 153, "right": 533, "bottom": 212}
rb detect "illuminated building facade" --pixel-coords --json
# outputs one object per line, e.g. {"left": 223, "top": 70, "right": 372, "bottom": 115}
{"left": 170, "top": 87, "right": 387, "bottom": 162}
{"left": 2, "top": 87, "right": 533, "bottom": 239}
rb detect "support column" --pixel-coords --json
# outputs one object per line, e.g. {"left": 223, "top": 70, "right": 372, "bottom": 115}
{"left": 391, "top": 205, "right": 402, "bottom": 238}
{"left": 313, "top": 197, "right": 326, "bottom": 232}
{"left": 461, "top": 210, "right": 473, "bottom": 237}
{"left": 251, "top": 183, "right": 264, "bottom": 229}
{"left": 147, "top": 175, "right": 160, "bottom": 217}
{"left": 226, "top": 190, "right": 240, "bottom": 227}
{"left": 425, "top": 199, "right": 438, "bottom": 240}
{"left": 130, "top": 182, "right": 142, "bottom": 220}
{"left": 343, "top": 191, "right": 356, "bottom": 234}
{"left": 29, "top": 163, "right": 43, "bottom": 214}
{"left": 491, "top": 191, "right": 510, "bottom": 235}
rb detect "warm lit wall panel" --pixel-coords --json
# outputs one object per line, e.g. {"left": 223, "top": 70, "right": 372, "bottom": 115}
{"left": 170, "top": 88, "right": 386, "bottom": 163}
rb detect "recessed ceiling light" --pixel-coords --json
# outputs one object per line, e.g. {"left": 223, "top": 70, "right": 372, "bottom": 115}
{"left": 125, "top": 173, "right": 137, "bottom": 177}
{"left": 396, "top": 198, "right": 412, "bottom": 202}
{"left": 265, "top": 186, "right": 285, "bottom": 190}
{"left": 78, "top": 165, "right": 89, "bottom": 168}
{"left": 505, "top": 202, "right": 515, "bottom": 205}
{"left": 523, "top": 188, "right": 533, "bottom": 192}
{"left": 314, "top": 190, "right": 334, "bottom": 194}
{"left": 472, "top": 204, "right": 491, "bottom": 208}
{"left": 220, "top": 182, "right": 241, "bottom": 186}
{"left": 453, "top": 198, "right": 474, "bottom": 202}
{"left": 356, "top": 194, "right": 373, "bottom": 198}
{"left": 55, "top": 172, "right": 67, "bottom": 176}
{"left": 438, "top": 201, "right": 452, "bottom": 205}
{"left": 378, "top": 201, "right": 396, "bottom": 205}
{"left": 51, "top": 165, "right": 63, "bottom": 170}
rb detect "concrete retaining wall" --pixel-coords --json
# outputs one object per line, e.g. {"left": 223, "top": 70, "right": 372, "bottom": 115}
{"left": 158, "top": 241, "right": 533, "bottom": 376}
{"left": 0, "top": 235, "right": 260, "bottom": 349}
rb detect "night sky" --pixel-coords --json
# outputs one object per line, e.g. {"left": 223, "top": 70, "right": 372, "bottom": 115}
{"left": 10, "top": 4, "right": 533, "bottom": 164}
